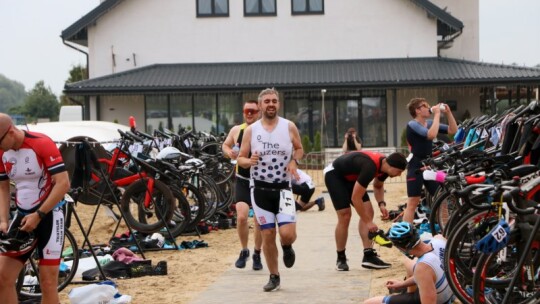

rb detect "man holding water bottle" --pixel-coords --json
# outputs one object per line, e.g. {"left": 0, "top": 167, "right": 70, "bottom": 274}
{"left": 403, "top": 98, "right": 457, "bottom": 224}
{"left": 222, "top": 100, "right": 264, "bottom": 271}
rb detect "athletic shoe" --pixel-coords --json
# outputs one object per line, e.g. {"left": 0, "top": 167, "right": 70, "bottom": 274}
{"left": 283, "top": 246, "right": 295, "bottom": 268}
{"left": 235, "top": 249, "right": 250, "bottom": 268}
{"left": 336, "top": 258, "right": 349, "bottom": 271}
{"left": 263, "top": 274, "right": 280, "bottom": 292}
{"left": 368, "top": 229, "right": 393, "bottom": 248}
{"left": 252, "top": 252, "right": 263, "bottom": 271}
{"left": 315, "top": 197, "right": 325, "bottom": 211}
{"left": 362, "top": 248, "right": 391, "bottom": 269}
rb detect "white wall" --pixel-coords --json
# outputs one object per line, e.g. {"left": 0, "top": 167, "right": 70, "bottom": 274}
{"left": 435, "top": 0, "right": 480, "bottom": 61}
{"left": 99, "top": 95, "right": 144, "bottom": 126}
{"left": 87, "top": 0, "right": 438, "bottom": 78}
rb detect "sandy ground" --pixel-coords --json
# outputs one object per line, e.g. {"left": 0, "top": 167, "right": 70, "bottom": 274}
{"left": 57, "top": 181, "right": 409, "bottom": 303}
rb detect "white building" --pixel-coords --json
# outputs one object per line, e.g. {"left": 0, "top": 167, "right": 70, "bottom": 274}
{"left": 62, "top": 0, "right": 540, "bottom": 147}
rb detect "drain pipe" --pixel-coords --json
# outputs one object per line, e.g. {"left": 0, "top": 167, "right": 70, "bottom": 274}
{"left": 62, "top": 39, "right": 90, "bottom": 119}
{"left": 438, "top": 29, "right": 463, "bottom": 53}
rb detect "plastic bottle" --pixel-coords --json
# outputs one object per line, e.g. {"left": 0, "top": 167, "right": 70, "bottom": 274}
{"left": 429, "top": 104, "right": 446, "bottom": 114}
{"left": 231, "top": 143, "right": 240, "bottom": 164}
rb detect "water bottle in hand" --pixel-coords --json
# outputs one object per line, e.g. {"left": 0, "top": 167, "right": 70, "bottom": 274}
{"left": 231, "top": 143, "right": 240, "bottom": 164}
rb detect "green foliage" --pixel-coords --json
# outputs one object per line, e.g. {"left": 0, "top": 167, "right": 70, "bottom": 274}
{"left": 0, "top": 74, "right": 27, "bottom": 113}
{"left": 23, "top": 81, "right": 59, "bottom": 122}
{"left": 61, "top": 65, "right": 88, "bottom": 106}
{"left": 312, "top": 131, "right": 322, "bottom": 152}
{"left": 302, "top": 135, "right": 312, "bottom": 154}
{"left": 400, "top": 128, "right": 408, "bottom": 148}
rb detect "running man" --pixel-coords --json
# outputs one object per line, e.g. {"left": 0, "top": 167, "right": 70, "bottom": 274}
{"left": 222, "top": 100, "right": 263, "bottom": 270}
{"left": 237, "top": 87, "right": 304, "bottom": 292}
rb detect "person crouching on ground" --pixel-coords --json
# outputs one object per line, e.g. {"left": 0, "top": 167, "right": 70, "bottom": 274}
{"left": 292, "top": 168, "right": 325, "bottom": 212}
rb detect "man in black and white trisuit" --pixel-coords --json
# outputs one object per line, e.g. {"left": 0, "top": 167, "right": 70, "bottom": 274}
{"left": 324, "top": 151, "right": 407, "bottom": 271}
{"left": 0, "top": 113, "right": 70, "bottom": 304}
{"left": 238, "top": 88, "right": 304, "bottom": 292}
{"left": 222, "top": 100, "right": 263, "bottom": 271}
{"left": 403, "top": 98, "right": 457, "bottom": 224}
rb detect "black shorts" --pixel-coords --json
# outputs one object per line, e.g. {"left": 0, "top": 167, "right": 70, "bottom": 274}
{"left": 235, "top": 177, "right": 252, "bottom": 206}
{"left": 292, "top": 182, "right": 315, "bottom": 203}
{"left": 324, "top": 169, "right": 369, "bottom": 211}
{"left": 406, "top": 158, "right": 439, "bottom": 197}
{"left": 383, "top": 290, "right": 421, "bottom": 304}
{"left": 252, "top": 180, "right": 289, "bottom": 214}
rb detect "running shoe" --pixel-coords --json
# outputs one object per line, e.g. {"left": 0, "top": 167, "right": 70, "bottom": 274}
{"left": 252, "top": 252, "right": 263, "bottom": 271}
{"left": 263, "top": 274, "right": 280, "bottom": 292}
{"left": 283, "top": 246, "right": 295, "bottom": 268}
{"left": 336, "top": 258, "right": 349, "bottom": 271}
{"left": 315, "top": 197, "right": 326, "bottom": 211}
{"left": 362, "top": 248, "right": 391, "bottom": 269}
{"left": 235, "top": 249, "right": 250, "bottom": 268}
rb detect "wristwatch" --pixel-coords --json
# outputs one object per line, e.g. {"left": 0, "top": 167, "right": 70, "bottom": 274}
{"left": 36, "top": 209, "right": 47, "bottom": 220}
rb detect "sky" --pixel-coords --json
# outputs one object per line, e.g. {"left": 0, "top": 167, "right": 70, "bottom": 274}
{"left": 0, "top": 0, "right": 539, "bottom": 97}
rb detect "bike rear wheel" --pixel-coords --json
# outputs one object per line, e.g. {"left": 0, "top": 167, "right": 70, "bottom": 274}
{"left": 16, "top": 229, "right": 79, "bottom": 298}
{"left": 121, "top": 178, "right": 175, "bottom": 233}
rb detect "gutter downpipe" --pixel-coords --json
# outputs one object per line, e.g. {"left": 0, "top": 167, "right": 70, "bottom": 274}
{"left": 438, "top": 29, "right": 463, "bottom": 54}
{"left": 62, "top": 38, "right": 90, "bottom": 120}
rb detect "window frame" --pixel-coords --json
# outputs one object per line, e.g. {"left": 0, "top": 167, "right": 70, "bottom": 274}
{"left": 196, "top": 0, "right": 230, "bottom": 17}
{"left": 244, "top": 0, "right": 277, "bottom": 16}
{"left": 291, "top": 0, "right": 324, "bottom": 15}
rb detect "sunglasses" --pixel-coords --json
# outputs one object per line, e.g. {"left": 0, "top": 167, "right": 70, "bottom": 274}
{"left": 243, "top": 109, "right": 259, "bottom": 116}
{"left": 416, "top": 104, "right": 429, "bottom": 110}
{"left": 0, "top": 125, "right": 12, "bottom": 144}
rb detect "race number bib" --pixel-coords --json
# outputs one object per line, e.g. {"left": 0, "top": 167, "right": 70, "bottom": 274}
{"left": 279, "top": 189, "right": 296, "bottom": 217}
{"left": 490, "top": 223, "right": 508, "bottom": 243}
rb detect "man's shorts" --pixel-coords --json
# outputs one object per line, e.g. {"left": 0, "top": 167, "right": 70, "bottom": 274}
{"left": 235, "top": 176, "right": 252, "bottom": 206}
{"left": 324, "top": 170, "right": 369, "bottom": 210}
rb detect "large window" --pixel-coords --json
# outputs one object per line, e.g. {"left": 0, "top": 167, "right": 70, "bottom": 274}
{"left": 362, "top": 97, "right": 387, "bottom": 147}
{"left": 171, "top": 95, "right": 193, "bottom": 133}
{"left": 193, "top": 94, "right": 217, "bottom": 133}
{"left": 197, "top": 0, "right": 229, "bottom": 17}
{"left": 292, "top": 0, "right": 324, "bottom": 15}
{"left": 245, "top": 0, "right": 276, "bottom": 16}
{"left": 145, "top": 95, "right": 168, "bottom": 133}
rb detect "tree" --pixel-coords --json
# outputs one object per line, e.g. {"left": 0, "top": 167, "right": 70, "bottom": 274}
{"left": 23, "top": 81, "right": 60, "bottom": 122}
{"left": 61, "top": 64, "right": 88, "bottom": 105}
{"left": 0, "top": 74, "right": 26, "bottom": 113}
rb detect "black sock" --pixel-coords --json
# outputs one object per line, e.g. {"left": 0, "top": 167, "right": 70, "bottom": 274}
{"left": 254, "top": 249, "right": 261, "bottom": 255}
{"left": 282, "top": 244, "right": 292, "bottom": 250}
{"left": 364, "top": 248, "right": 374, "bottom": 253}
{"left": 337, "top": 249, "right": 346, "bottom": 260}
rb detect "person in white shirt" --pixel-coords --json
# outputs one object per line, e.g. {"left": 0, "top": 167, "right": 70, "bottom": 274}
{"left": 291, "top": 169, "right": 325, "bottom": 211}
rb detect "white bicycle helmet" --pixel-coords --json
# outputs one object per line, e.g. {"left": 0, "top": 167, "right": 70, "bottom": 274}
{"left": 156, "top": 146, "right": 182, "bottom": 161}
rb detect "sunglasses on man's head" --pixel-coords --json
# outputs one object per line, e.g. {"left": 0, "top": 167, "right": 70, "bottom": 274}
{"left": 243, "top": 109, "right": 259, "bottom": 116}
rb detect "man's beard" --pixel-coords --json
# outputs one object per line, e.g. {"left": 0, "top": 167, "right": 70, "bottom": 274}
{"left": 263, "top": 109, "right": 277, "bottom": 119}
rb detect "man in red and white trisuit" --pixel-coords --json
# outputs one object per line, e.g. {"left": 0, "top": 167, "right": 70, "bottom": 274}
{"left": 0, "top": 113, "right": 70, "bottom": 304}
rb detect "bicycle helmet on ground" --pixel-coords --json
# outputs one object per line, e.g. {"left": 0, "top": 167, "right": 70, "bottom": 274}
{"left": 475, "top": 219, "right": 510, "bottom": 254}
{"left": 387, "top": 222, "right": 420, "bottom": 250}
{"left": 0, "top": 228, "right": 37, "bottom": 257}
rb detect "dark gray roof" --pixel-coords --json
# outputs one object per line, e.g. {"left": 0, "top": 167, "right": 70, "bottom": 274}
{"left": 410, "top": 0, "right": 464, "bottom": 36}
{"left": 64, "top": 57, "right": 540, "bottom": 95}
{"left": 61, "top": 0, "right": 122, "bottom": 46}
